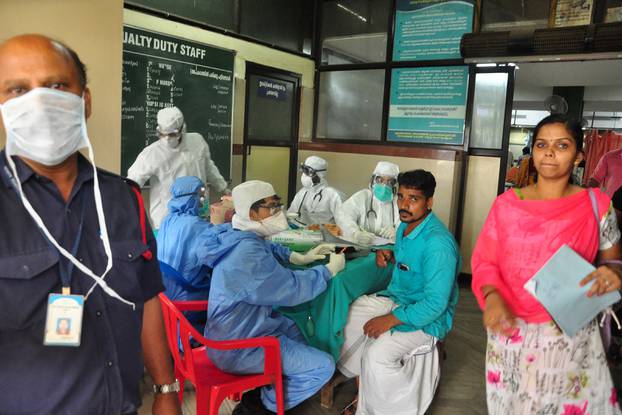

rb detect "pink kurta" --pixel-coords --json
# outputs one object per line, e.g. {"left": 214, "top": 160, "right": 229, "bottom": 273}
{"left": 471, "top": 188, "right": 609, "bottom": 323}
{"left": 472, "top": 188, "right": 621, "bottom": 415}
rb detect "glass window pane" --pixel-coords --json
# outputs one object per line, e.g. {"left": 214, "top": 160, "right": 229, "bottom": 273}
{"left": 512, "top": 109, "right": 550, "bottom": 127}
{"left": 320, "top": 0, "right": 390, "bottom": 65}
{"left": 481, "top": 0, "right": 551, "bottom": 32}
{"left": 247, "top": 75, "right": 296, "bottom": 141}
{"left": 470, "top": 72, "right": 509, "bottom": 149}
{"left": 607, "top": 0, "right": 622, "bottom": 22}
{"left": 240, "top": 0, "right": 313, "bottom": 54}
{"left": 316, "top": 70, "right": 385, "bottom": 140}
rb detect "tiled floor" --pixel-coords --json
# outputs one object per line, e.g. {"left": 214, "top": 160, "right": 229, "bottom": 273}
{"left": 139, "top": 287, "right": 488, "bottom": 414}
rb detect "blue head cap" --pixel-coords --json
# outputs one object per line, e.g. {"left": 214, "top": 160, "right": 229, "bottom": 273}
{"left": 168, "top": 176, "right": 205, "bottom": 215}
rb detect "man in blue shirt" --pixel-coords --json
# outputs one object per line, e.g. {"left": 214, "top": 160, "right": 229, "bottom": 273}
{"left": 338, "top": 170, "right": 461, "bottom": 415}
{"left": 0, "top": 35, "right": 180, "bottom": 414}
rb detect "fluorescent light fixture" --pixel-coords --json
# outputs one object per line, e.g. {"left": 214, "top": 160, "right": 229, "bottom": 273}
{"left": 336, "top": 3, "right": 368, "bottom": 22}
{"left": 465, "top": 52, "right": 622, "bottom": 64}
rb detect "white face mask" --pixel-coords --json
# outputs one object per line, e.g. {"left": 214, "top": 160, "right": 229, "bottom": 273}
{"left": 1, "top": 88, "right": 134, "bottom": 308}
{"left": 0, "top": 88, "right": 88, "bottom": 166}
{"left": 160, "top": 135, "right": 181, "bottom": 149}
{"left": 301, "top": 174, "right": 314, "bottom": 189}
{"left": 258, "top": 211, "right": 289, "bottom": 237}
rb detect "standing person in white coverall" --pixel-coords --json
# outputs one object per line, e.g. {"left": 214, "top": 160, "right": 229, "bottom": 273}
{"left": 127, "top": 106, "right": 229, "bottom": 228}
{"left": 335, "top": 161, "right": 400, "bottom": 245}
{"left": 287, "top": 156, "right": 344, "bottom": 226}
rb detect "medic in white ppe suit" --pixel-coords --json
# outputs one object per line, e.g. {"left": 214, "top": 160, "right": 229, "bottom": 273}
{"left": 127, "top": 106, "right": 229, "bottom": 228}
{"left": 200, "top": 180, "right": 345, "bottom": 414}
{"left": 287, "top": 156, "right": 344, "bottom": 226}
{"left": 335, "top": 161, "right": 400, "bottom": 245}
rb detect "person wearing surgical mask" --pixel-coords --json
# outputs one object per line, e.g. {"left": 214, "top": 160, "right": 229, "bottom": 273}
{"left": 287, "top": 155, "right": 344, "bottom": 226}
{"left": 335, "top": 161, "right": 400, "bottom": 246}
{"left": 127, "top": 106, "right": 229, "bottom": 229}
{"left": 198, "top": 180, "right": 345, "bottom": 414}
{"left": 0, "top": 35, "right": 180, "bottom": 414}
{"left": 157, "top": 177, "right": 212, "bottom": 302}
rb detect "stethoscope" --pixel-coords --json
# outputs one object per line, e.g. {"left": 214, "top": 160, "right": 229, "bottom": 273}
{"left": 365, "top": 195, "right": 395, "bottom": 225}
{"left": 296, "top": 188, "right": 325, "bottom": 224}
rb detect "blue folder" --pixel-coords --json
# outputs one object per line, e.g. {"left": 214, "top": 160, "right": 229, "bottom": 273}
{"left": 523, "top": 244, "right": 621, "bottom": 337}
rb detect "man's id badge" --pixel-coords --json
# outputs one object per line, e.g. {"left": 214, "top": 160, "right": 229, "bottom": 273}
{"left": 44, "top": 293, "right": 84, "bottom": 347}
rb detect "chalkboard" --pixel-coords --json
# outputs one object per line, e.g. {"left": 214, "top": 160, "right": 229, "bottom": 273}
{"left": 121, "top": 25, "right": 235, "bottom": 179}
{"left": 126, "top": 0, "right": 237, "bottom": 32}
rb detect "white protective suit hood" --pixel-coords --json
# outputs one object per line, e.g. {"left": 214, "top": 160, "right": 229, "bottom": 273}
{"left": 373, "top": 161, "right": 399, "bottom": 179}
{"left": 157, "top": 106, "right": 184, "bottom": 134}
{"left": 231, "top": 180, "right": 287, "bottom": 237}
{"left": 305, "top": 155, "right": 328, "bottom": 185}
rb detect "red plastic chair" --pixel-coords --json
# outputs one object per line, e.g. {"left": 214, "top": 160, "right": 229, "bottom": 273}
{"left": 158, "top": 293, "right": 285, "bottom": 415}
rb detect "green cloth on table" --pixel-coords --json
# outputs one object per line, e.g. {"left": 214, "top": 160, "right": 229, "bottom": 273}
{"left": 280, "top": 252, "right": 393, "bottom": 360}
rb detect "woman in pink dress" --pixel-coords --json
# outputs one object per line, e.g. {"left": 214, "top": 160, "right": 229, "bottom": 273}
{"left": 472, "top": 114, "right": 622, "bottom": 415}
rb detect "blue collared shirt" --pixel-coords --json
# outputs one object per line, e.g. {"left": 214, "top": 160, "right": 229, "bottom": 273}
{"left": 378, "top": 212, "right": 461, "bottom": 340}
{"left": 0, "top": 152, "right": 164, "bottom": 415}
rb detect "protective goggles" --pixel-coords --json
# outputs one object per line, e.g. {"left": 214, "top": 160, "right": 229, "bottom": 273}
{"left": 256, "top": 202, "right": 284, "bottom": 215}
{"left": 373, "top": 175, "right": 397, "bottom": 187}
{"left": 178, "top": 186, "right": 207, "bottom": 204}
{"left": 299, "top": 164, "right": 326, "bottom": 177}
{"left": 156, "top": 126, "right": 182, "bottom": 140}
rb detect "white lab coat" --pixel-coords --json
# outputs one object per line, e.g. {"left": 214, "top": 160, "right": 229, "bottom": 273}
{"left": 127, "top": 132, "right": 227, "bottom": 228}
{"left": 287, "top": 182, "right": 344, "bottom": 226}
{"left": 335, "top": 188, "right": 399, "bottom": 238}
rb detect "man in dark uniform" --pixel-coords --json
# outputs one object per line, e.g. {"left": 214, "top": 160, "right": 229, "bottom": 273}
{"left": 0, "top": 35, "right": 181, "bottom": 414}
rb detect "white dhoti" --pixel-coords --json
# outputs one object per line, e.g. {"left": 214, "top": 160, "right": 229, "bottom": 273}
{"left": 337, "top": 294, "right": 440, "bottom": 415}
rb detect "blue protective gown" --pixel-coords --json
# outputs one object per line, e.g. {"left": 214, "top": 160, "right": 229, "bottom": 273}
{"left": 200, "top": 224, "right": 335, "bottom": 411}
{"left": 157, "top": 176, "right": 213, "bottom": 302}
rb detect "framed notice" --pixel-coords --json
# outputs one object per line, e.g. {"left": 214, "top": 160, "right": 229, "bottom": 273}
{"left": 551, "top": 0, "right": 594, "bottom": 27}
{"left": 393, "top": 0, "right": 475, "bottom": 62}
{"left": 387, "top": 66, "right": 468, "bottom": 145}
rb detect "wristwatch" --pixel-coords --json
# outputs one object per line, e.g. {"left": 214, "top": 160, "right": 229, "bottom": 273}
{"left": 152, "top": 379, "right": 180, "bottom": 395}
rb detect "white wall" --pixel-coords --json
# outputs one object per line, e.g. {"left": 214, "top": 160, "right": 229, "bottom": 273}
{"left": 513, "top": 85, "right": 553, "bottom": 102}
{"left": 0, "top": 0, "right": 124, "bottom": 172}
{"left": 584, "top": 86, "right": 622, "bottom": 101}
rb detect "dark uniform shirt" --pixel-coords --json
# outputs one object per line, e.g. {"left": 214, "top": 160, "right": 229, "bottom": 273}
{"left": 0, "top": 151, "right": 164, "bottom": 415}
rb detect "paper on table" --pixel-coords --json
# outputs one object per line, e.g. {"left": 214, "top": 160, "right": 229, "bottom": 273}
{"left": 336, "top": 233, "right": 394, "bottom": 247}
{"left": 523, "top": 244, "right": 621, "bottom": 337}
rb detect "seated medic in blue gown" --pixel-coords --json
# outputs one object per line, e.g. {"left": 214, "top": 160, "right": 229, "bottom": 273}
{"left": 157, "top": 176, "right": 213, "bottom": 305}
{"left": 200, "top": 180, "right": 346, "bottom": 414}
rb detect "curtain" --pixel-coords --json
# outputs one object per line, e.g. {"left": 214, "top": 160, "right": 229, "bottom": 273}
{"left": 583, "top": 130, "right": 622, "bottom": 185}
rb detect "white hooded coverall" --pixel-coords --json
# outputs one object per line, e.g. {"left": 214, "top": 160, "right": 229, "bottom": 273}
{"left": 335, "top": 161, "right": 400, "bottom": 239}
{"left": 127, "top": 132, "right": 227, "bottom": 228}
{"left": 288, "top": 156, "right": 344, "bottom": 226}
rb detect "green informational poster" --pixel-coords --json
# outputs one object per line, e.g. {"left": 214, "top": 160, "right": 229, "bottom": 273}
{"left": 121, "top": 26, "right": 234, "bottom": 177}
{"left": 393, "top": 0, "right": 474, "bottom": 62}
{"left": 388, "top": 66, "right": 468, "bottom": 145}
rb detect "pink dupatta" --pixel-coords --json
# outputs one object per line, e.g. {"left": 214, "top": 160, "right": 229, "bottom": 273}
{"left": 471, "top": 188, "right": 610, "bottom": 323}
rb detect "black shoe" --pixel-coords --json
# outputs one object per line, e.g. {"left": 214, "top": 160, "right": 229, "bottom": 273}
{"left": 233, "top": 389, "right": 275, "bottom": 415}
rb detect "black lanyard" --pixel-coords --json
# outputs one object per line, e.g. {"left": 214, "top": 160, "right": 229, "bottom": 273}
{"left": 58, "top": 195, "right": 87, "bottom": 289}
{"left": 2, "top": 161, "right": 87, "bottom": 290}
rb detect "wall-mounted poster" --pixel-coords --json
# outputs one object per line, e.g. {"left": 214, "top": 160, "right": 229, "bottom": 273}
{"left": 388, "top": 66, "right": 468, "bottom": 145}
{"left": 393, "top": 0, "right": 475, "bottom": 62}
{"left": 551, "top": 0, "right": 594, "bottom": 27}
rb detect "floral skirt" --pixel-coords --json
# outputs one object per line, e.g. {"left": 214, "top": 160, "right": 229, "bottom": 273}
{"left": 486, "top": 319, "right": 621, "bottom": 415}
